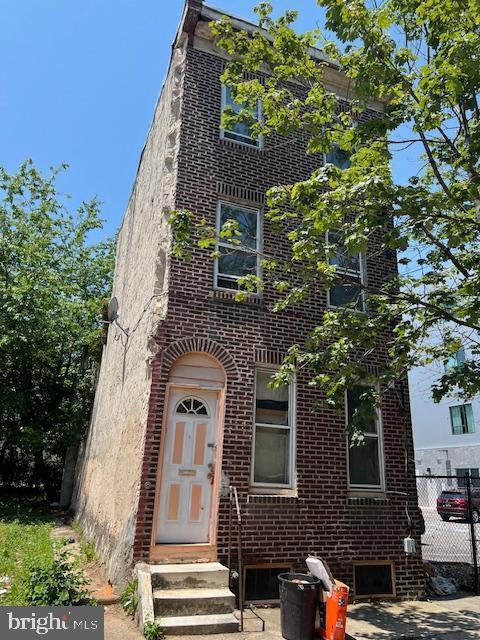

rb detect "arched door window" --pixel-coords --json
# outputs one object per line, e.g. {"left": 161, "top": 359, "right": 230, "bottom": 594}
{"left": 175, "top": 397, "right": 208, "bottom": 416}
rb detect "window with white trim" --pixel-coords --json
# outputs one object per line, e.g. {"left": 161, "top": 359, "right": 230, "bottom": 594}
{"left": 327, "top": 230, "right": 365, "bottom": 311}
{"left": 347, "top": 386, "right": 384, "bottom": 489}
{"left": 450, "top": 404, "right": 475, "bottom": 434}
{"left": 252, "top": 369, "right": 294, "bottom": 487}
{"left": 215, "top": 202, "right": 260, "bottom": 291}
{"left": 220, "top": 85, "right": 262, "bottom": 148}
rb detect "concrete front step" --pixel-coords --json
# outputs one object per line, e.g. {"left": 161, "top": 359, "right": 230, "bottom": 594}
{"left": 150, "top": 562, "right": 229, "bottom": 590}
{"left": 154, "top": 587, "right": 235, "bottom": 617}
{"left": 138, "top": 562, "right": 237, "bottom": 635}
{"left": 158, "top": 613, "right": 239, "bottom": 636}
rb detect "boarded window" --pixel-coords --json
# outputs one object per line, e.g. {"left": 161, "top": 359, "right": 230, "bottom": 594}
{"left": 353, "top": 563, "right": 395, "bottom": 598}
{"left": 245, "top": 566, "right": 289, "bottom": 602}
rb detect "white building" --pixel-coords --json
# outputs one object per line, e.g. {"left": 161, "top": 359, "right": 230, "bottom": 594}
{"left": 410, "top": 345, "right": 480, "bottom": 483}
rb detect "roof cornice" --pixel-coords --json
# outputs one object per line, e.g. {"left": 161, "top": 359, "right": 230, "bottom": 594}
{"left": 176, "top": 0, "right": 204, "bottom": 45}
{"left": 201, "top": 3, "right": 340, "bottom": 70}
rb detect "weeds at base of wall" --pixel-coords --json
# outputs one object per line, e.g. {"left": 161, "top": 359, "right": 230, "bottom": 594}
{"left": 71, "top": 520, "right": 98, "bottom": 564}
{"left": 143, "top": 618, "right": 165, "bottom": 640}
{"left": 120, "top": 579, "right": 139, "bottom": 617}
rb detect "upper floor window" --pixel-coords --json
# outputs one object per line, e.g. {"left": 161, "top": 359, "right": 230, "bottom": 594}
{"left": 444, "top": 346, "right": 466, "bottom": 371}
{"left": 346, "top": 386, "right": 384, "bottom": 490}
{"left": 215, "top": 202, "right": 260, "bottom": 291}
{"left": 220, "top": 85, "right": 262, "bottom": 149}
{"left": 327, "top": 231, "right": 365, "bottom": 311}
{"left": 252, "top": 368, "right": 294, "bottom": 488}
{"left": 325, "top": 145, "right": 351, "bottom": 170}
{"left": 450, "top": 403, "right": 475, "bottom": 435}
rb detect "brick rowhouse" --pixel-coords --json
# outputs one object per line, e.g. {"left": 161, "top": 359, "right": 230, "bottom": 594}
{"left": 73, "top": 0, "right": 424, "bottom": 599}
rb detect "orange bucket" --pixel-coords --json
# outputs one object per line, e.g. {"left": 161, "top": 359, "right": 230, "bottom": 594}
{"left": 318, "top": 580, "right": 349, "bottom": 640}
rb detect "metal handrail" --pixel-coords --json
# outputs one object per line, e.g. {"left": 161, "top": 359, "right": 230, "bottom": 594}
{"left": 229, "top": 486, "right": 244, "bottom": 631}
{"left": 227, "top": 485, "right": 266, "bottom": 632}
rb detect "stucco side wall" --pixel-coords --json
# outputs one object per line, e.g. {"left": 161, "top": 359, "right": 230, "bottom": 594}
{"left": 416, "top": 445, "right": 480, "bottom": 477}
{"left": 72, "top": 39, "right": 187, "bottom": 586}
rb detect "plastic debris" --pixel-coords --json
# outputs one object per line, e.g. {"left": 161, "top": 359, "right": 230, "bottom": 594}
{"left": 428, "top": 574, "right": 458, "bottom": 596}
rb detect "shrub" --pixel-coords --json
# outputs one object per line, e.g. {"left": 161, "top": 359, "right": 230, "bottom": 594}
{"left": 23, "top": 550, "right": 93, "bottom": 606}
{"left": 143, "top": 619, "right": 165, "bottom": 640}
{"left": 120, "top": 579, "right": 138, "bottom": 617}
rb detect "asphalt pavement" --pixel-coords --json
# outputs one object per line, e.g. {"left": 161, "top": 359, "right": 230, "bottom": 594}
{"left": 421, "top": 507, "right": 479, "bottom": 564}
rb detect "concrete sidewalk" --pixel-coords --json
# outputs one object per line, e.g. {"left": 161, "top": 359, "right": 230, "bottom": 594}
{"left": 347, "top": 593, "right": 480, "bottom": 639}
{"left": 104, "top": 593, "right": 480, "bottom": 640}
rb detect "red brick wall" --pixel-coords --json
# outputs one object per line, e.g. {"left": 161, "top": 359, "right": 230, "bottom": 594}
{"left": 133, "top": 45, "right": 424, "bottom": 599}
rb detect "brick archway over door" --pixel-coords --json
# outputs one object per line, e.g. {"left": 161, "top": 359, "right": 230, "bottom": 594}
{"left": 160, "top": 337, "right": 240, "bottom": 381}
{"left": 133, "top": 336, "right": 239, "bottom": 562}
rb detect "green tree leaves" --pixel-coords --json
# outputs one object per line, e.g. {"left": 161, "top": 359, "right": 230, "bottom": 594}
{"left": 173, "top": 0, "right": 480, "bottom": 435}
{"left": 0, "top": 160, "right": 114, "bottom": 495}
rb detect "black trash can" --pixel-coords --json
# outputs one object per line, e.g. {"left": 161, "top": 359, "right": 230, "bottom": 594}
{"left": 278, "top": 572, "right": 321, "bottom": 640}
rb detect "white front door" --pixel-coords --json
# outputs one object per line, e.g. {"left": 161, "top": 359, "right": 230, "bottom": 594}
{"left": 156, "top": 389, "right": 218, "bottom": 544}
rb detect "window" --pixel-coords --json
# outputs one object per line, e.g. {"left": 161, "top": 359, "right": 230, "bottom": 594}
{"left": 176, "top": 397, "right": 208, "bottom": 416}
{"left": 450, "top": 404, "right": 475, "bottom": 434}
{"left": 456, "top": 468, "right": 480, "bottom": 488}
{"left": 325, "top": 145, "right": 351, "bottom": 170}
{"left": 353, "top": 562, "right": 395, "bottom": 599}
{"left": 252, "top": 369, "right": 294, "bottom": 487}
{"left": 327, "top": 231, "right": 365, "bottom": 311}
{"left": 220, "top": 85, "right": 262, "bottom": 148}
{"left": 444, "top": 346, "right": 466, "bottom": 371}
{"left": 245, "top": 565, "right": 290, "bottom": 603}
{"left": 347, "top": 386, "right": 384, "bottom": 489}
{"left": 215, "top": 202, "right": 260, "bottom": 291}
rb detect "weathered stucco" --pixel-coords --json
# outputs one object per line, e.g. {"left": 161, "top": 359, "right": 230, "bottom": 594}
{"left": 72, "top": 38, "right": 187, "bottom": 586}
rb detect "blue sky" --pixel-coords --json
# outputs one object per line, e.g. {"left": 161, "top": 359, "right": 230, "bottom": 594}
{"left": 1, "top": 0, "right": 419, "bottom": 242}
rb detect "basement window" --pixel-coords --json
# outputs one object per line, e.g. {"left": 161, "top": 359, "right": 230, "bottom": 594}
{"left": 245, "top": 565, "right": 290, "bottom": 603}
{"left": 353, "top": 562, "right": 395, "bottom": 599}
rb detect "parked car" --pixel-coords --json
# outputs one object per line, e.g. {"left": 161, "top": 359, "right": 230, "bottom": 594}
{"left": 436, "top": 489, "right": 480, "bottom": 523}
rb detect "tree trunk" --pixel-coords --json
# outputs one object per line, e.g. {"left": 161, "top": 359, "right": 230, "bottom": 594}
{"left": 59, "top": 445, "right": 79, "bottom": 508}
{"left": 33, "top": 451, "right": 58, "bottom": 502}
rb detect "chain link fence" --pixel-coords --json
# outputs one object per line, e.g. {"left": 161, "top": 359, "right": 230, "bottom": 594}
{"left": 417, "top": 474, "right": 479, "bottom": 592}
